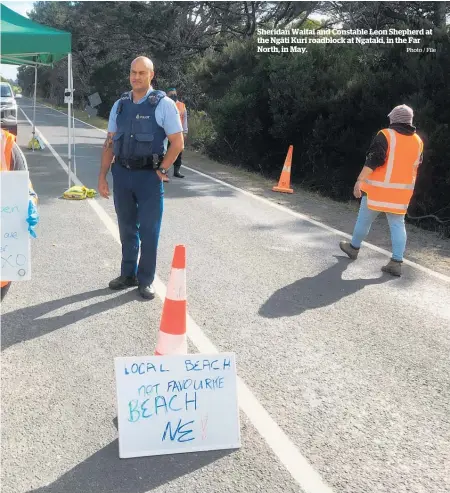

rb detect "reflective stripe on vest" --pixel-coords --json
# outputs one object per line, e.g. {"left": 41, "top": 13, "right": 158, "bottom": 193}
{"left": 366, "top": 200, "right": 408, "bottom": 211}
{"left": 365, "top": 180, "right": 414, "bottom": 190}
{"left": 361, "top": 128, "right": 423, "bottom": 214}
{"left": 384, "top": 129, "right": 396, "bottom": 182}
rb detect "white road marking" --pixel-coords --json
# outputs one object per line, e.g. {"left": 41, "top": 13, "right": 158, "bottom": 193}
{"left": 21, "top": 100, "right": 450, "bottom": 284}
{"left": 20, "top": 107, "right": 335, "bottom": 493}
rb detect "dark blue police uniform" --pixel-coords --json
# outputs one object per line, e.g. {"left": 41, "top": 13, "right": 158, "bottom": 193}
{"left": 111, "top": 90, "right": 167, "bottom": 290}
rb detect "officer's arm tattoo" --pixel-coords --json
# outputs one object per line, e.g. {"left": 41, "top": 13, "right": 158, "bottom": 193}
{"left": 100, "top": 132, "right": 115, "bottom": 178}
{"left": 103, "top": 132, "right": 114, "bottom": 150}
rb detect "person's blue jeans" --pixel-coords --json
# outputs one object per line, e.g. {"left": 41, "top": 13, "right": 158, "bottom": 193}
{"left": 351, "top": 195, "right": 407, "bottom": 262}
{"left": 112, "top": 164, "right": 164, "bottom": 285}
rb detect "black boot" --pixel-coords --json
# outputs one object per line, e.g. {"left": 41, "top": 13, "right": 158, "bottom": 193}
{"left": 173, "top": 165, "right": 184, "bottom": 178}
{"left": 109, "top": 275, "right": 138, "bottom": 290}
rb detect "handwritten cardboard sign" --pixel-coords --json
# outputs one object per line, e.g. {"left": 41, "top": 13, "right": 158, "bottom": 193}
{"left": 1, "top": 171, "right": 31, "bottom": 281}
{"left": 114, "top": 353, "right": 241, "bottom": 458}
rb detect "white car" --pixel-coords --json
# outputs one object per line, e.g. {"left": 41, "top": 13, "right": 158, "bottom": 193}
{"left": 1, "top": 82, "right": 18, "bottom": 136}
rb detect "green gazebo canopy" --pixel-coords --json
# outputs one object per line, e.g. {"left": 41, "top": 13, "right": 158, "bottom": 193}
{"left": 0, "top": 3, "right": 71, "bottom": 66}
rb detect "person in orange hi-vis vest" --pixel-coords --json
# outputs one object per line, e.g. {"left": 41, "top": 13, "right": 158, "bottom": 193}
{"left": 1, "top": 129, "right": 39, "bottom": 300}
{"left": 339, "top": 104, "right": 424, "bottom": 277}
{"left": 166, "top": 87, "right": 188, "bottom": 178}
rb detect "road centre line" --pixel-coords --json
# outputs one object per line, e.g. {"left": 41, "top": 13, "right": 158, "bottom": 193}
{"left": 22, "top": 99, "right": 449, "bottom": 284}
{"left": 20, "top": 107, "right": 335, "bottom": 493}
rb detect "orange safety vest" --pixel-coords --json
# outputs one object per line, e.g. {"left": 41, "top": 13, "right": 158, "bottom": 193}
{"left": 0, "top": 128, "right": 15, "bottom": 171}
{"left": 1, "top": 129, "right": 37, "bottom": 288}
{"left": 176, "top": 100, "right": 186, "bottom": 127}
{"left": 361, "top": 128, "right": 423, "bottom": 214}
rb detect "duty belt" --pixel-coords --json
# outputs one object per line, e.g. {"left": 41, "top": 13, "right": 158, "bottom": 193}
{"left": 117, "top": 155, "right": 161, "bottom": 170}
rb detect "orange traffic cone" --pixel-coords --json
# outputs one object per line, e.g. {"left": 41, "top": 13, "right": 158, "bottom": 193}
{"left": 155, "top": 245, "right": 188, "bottom": 355}
{"left": 272, "top": 145, "right": 294, "bottom": 194}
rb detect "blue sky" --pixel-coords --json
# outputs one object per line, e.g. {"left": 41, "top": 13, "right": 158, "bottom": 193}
{"left": 0, "top": 1, "right": 34, "bottom": 81}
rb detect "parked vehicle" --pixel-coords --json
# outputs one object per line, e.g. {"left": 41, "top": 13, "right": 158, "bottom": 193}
{"left": 0, "top": 82, "right": 18, "bottom": 136}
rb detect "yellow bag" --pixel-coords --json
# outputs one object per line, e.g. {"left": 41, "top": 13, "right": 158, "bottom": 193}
{"left": 62, "top": 186, "right": 97, "bottom": 200}
{"left": 27, "top": 137, "right": 41, "bottom": 150}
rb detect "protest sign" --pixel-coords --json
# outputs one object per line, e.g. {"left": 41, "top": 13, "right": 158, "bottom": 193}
{"left": 1, "top": 171, "right": 31, "bottom": 281}
{"left": 114, "top": 352, "right": 241, "bottom": 458}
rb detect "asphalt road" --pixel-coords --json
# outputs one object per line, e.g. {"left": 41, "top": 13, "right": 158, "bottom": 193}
{"left": 2, "top": 98, "right": 449, "bottom": 493}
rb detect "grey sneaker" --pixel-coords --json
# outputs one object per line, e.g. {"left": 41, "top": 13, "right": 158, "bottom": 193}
{"left": 339, "top": 241, "right": 359, "bottom": 260}
{"left": 381, "top": 260, "right": 402, "bottom": 277}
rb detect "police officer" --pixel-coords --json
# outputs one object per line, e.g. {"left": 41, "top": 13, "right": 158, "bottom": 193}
{"left": 98, "top": 56, "right": 184, "bottom": 299}
{"left": 166, "top": 87, "right": 188, "bottom": 178}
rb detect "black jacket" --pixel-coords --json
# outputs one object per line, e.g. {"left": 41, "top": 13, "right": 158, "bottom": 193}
{"left": 364, "top": 123, "right": 423, "bottom": 170}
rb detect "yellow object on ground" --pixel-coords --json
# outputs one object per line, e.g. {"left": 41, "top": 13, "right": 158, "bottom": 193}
{"left": 62, "top": 186, "right": 97, "bottom": 200}
{"left": 27, "top": 137, "right": 41, "bottom": 150}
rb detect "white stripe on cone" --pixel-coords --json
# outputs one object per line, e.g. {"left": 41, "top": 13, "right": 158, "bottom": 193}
{"left": 156, "top": 330, "right": 187, "bottom": 355}
{"left": 165, "top": 268, "right": 186, "bottom": 301}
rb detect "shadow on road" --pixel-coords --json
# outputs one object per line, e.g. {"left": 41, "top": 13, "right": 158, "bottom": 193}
{"left": 259, "top": 255, "right": 394, "bottom": 318}
{"left": 1, "top": 288, "right": 136, "bottom": 351}
{"left": 163, "top": 176, "right": 236, "bottom": 201}
{"left": 26, "top": 439, "right": 234, "bottom": 493}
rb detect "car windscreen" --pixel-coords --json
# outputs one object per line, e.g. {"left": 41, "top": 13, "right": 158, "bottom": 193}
{"left": 1, "top": 86, "right": 13, "bottom": 97}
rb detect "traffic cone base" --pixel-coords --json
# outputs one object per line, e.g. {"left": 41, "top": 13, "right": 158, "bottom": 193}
{"left": 272, "top": 145, "right": 294, "bottom": 194}
{"left": 272, "top": 185, "right": 294, "bottom": 193}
